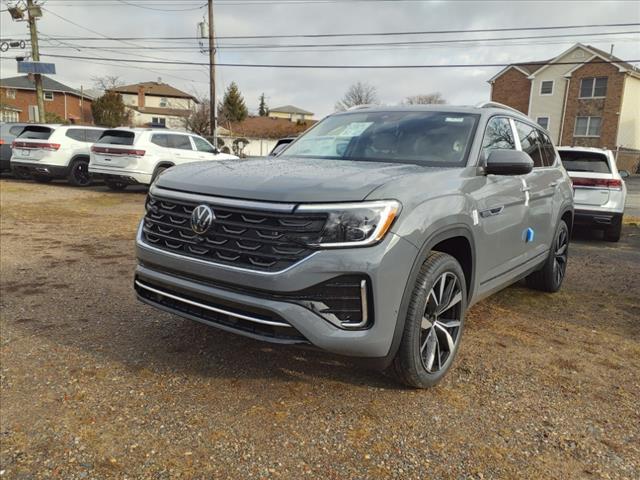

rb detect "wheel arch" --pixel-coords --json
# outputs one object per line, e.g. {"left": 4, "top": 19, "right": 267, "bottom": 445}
{"left": 70, "top": 154, "right": 89, "bottom": 164}
{"left": 373, "top": 225, "right": 477, "bottom": 370}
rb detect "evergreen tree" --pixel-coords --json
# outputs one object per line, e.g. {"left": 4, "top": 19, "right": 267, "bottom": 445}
{"left": 218, "top": 82, "right": 248, "bottom": 123}
{"left": 258, "top": 93, "right": 268, "bottom": 116}
{"left": 91, "top": 91, "right": 129, "bottom": 127}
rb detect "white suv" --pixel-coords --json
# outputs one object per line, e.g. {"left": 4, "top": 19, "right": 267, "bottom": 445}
{"left": 10, "top": 124, "right": 106, "bottom": 186}
{"left": 88, "top": 128, "right": 237, "bottom": 190}
{"left": 558, "top": 146, "right": 628, "bottom": 242}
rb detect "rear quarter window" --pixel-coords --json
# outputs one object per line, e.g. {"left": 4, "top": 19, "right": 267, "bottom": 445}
{"left": 65, "top": 129, "right": 86, "bottom": 141}
{"left": 18, "top": 126, "right": 54, "bottom": 140}
{"left": 98, "top": 130, "right": 135, "bottom": 146}
{"left": 559, "top": 151, "right": 611, "bottom": 173}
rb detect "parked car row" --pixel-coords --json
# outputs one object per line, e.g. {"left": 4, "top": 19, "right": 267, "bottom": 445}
{"left": 0, "top": 122, "right": 630, "bottom": 243}
{"left": 0, "top": 123, "right": 238, "bottom": 190}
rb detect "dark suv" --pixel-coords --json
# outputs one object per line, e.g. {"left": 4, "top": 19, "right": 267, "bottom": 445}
{"left": 134, "top": 103, "right": 574, "bottom": 387}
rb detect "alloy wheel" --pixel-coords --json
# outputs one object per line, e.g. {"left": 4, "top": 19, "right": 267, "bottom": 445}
{"left": 553, "top": 227, "right": 568, "bottom": 286}
{"left": 420, "top": 272, "right": 463, "bottom": 373}
{"left": 73, "top": 162, "right": 91, "bottom": 186}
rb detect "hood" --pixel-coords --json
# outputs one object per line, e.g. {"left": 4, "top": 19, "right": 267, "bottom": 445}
{"left": 155, "top": 157, "right": 426, "bottom": 203}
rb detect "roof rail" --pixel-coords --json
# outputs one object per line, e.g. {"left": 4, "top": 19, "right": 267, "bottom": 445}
{"left": 346, "top": 104, "right": 376, "bottom": 111}
{"left": 476, "top": 101, "right": 524, "bottom": 115}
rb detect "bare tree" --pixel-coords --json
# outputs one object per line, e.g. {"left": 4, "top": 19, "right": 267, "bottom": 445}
{"left": 404, "top": 93, "right": 447, "bottom": 105}
{"left": 335, "top": 81, "right": 379, "bottom": 111}
{"left": 185, "top": 99, "right": 211, "bottom": 136}
{"left": 91, "top": 75, "right": 124, "bottom": 92}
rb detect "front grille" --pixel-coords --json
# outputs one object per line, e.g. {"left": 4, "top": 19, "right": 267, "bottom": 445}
{"left": 135, "top": 279, "right": 308, "bottom": 342}
{"left": 142, "top": 195, "right": 327, "bottom": 272}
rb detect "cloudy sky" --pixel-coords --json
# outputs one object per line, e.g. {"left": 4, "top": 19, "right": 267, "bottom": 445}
{"left": 1, "top": 0, "right": 639, "bottom": 118}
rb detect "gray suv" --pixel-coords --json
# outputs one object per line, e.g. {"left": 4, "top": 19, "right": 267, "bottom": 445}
{"left": 134, "top": 103, "right": 573, "bottom": 388}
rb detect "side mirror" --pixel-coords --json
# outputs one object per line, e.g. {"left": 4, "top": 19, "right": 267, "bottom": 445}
{"left": 485, "top": 149, "right": 534, "bottom": 176}
{"left": 619, "top": 169, "right": 629, "bottom": 179}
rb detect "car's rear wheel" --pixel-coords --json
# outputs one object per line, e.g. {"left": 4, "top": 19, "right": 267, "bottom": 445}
{"left": 393, "top": 252, "right": 467, "bottom": 388}
{"left": 526, "top": 219, "right": 569, "bottom": 292}
{"left": 68, "top": 159, "right": 91, "bottom": 187}
{"left": 604, "top": 218, "right": 622, "bottom": 242}
{"left": 104, "top": 179, "right": 128, "bottom": 191}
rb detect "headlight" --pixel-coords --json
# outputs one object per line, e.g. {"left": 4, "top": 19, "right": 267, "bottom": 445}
{"left": 297, "top": 200, "right": 401, "bottom": 248}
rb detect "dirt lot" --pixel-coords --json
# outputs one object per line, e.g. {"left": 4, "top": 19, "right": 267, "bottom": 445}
{"left": 1, "top": 178, "right": 639, "bottom": 479}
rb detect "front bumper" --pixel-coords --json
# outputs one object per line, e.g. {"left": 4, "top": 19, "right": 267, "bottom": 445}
{"left": 574, "top": 209, "right": 623, "bottom": 228}
{"left": 135, "top": 221, "right": 418, "bottom": 358}
{"left": 11, "top": 161, "right": 69, "bottom": 178}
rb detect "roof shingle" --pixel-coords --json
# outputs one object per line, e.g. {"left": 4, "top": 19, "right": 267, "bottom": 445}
{"left": 111, "top": 81, "right": 196, "bottom": 101}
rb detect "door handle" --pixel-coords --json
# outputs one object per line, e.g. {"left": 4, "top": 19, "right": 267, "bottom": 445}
{"left": 549, "top": 181, "right": 558, "bottom": 187}
{"left": 479, "top": 206, "right": 504, "bottom": 218}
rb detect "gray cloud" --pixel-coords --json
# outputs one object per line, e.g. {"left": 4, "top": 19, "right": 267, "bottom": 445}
{"left": 1, "top": 0, "right": 639, "bottom": 118}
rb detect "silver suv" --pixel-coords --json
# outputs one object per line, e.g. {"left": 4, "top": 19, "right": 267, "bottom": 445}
{"left": 134, "top": 103, "right": 574, "bottom": 388}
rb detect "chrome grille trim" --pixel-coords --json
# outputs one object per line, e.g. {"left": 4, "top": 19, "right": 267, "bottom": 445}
{"left": 135, "top": 280, "right": 292, "bottom": 328}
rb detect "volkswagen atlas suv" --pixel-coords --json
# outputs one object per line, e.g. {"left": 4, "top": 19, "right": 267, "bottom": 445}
{"left": 558, "top": 146, "right": 628, "bottom": 242}
{"left": 89, "top": 128, "right": 237, "bottom": 190}
{"left": 10, "top": 124, "right": 106, "bottom": 186}
{"left": 134, "top": 103, "right": 574, "bottom": 388}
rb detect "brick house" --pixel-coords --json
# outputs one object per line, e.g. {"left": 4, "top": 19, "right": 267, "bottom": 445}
{"left": 110, "top": 80, "right": 197, "bottom": 131}
{"left": 0, "top": 75, "right": 93, "bottom": 124}
{"left": 488, "top": 44, "right": 640, "bottom": 152}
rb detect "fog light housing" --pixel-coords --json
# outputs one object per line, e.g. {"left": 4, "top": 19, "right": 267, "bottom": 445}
{"left": 292, "top": 275, "right": 372, "bottom": 329}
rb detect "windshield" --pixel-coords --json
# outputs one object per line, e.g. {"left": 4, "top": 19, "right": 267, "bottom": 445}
{"left": 282, "top": 111, "right": 479, "bottom": 166}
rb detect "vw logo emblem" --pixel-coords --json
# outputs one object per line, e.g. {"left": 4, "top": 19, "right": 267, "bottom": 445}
{"left": 191, "top": 204, "right": 215, "bottom": 235}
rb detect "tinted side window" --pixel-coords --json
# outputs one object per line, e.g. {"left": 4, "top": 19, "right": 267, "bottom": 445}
{"left": 515, "top": 121, "right": 544, "bottom": 168}
{"left": 85, "top": 129, "right": 104, "bottom": 143}
{"left": 151, "top": 134, "right": 169, "bottom": 148}
{"left": 482, "top": 117, "right": 516, "bottom": 157}
{"left": 167, "top": 134, "right": 193, "bottom": 150}
{"left": 192, "top": 136, "right": 214, "bottom": 153}
{"left": 65, "top": 129, "right": 85, "bottom": 141}
{"left": 538, "top": 131, "right": 556, "bottom": 167}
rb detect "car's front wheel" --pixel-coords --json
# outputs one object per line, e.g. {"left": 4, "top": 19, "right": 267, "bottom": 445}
{"left": 393, "top": 252, "right": 467, "bottom": 388}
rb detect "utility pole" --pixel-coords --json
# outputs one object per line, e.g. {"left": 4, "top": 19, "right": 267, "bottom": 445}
{"left": 208, "top": 0, "right": 216, "bottom": 139}
{"left": 26, "top": 0, "right": 46, "bottom": 123}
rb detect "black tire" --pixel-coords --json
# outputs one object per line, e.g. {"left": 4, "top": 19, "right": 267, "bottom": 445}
{"left": 32, "top": 174, "right": 52, "bottom": 183}
{"left": 526, "top": 220, "right": 569, "bottom": 293}
{"left": 151, "top": 165, "right": 170, "bottom": 184}
{"left": 68, "top": 158, "right": 91, "bottom": 187}
{"left": 604, "top": 218, "right": 622, "bottom": 242}
{"left": 393, "top": 252, "right": 467, "bottom": 389}
{"left": 104, "top": 179, "right": 128, "bottom": 191}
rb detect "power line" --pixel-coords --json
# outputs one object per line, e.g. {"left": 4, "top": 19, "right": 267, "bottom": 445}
{"left": 115, "top": 0, "right": 207, "bottom": 11}
{"left": 39, "top": 53, "right": 640, "bottom": 69}
{"left": 3, "top": 22, "right": 639, "bottom": 42}
{"left": 29, "top": 30, "right": 640, "bottom": 51}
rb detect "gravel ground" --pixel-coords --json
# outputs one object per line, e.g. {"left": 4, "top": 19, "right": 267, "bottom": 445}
{"left": 1, "top": 178, "right": 639, "bottom": 480}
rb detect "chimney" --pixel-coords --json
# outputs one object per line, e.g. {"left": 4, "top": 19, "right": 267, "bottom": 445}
{"left": 138, "top": 85, "right": 145, "bottom": 107}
